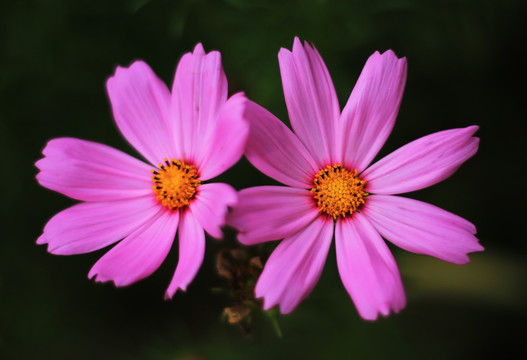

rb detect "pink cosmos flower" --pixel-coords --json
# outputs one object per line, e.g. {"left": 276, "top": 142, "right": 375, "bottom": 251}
{"left": 228, "top": 37, "right": 482, "bottom": 320}
{"left": 36, "top": 44, "right": 248, "bottom": 298}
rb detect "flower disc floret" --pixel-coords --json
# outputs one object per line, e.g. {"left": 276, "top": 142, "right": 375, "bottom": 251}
{"left": 152, "top": 158, "right": 201, "bottom": 210}
{"left": 310, "top": 164, "right": 367, "bottom": 219}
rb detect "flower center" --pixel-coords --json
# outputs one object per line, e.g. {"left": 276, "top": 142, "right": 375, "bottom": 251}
{"left": 151, "top": 158, "right": 201, "bottom": 210}
{"left": 310, "top": 164, "right": 368, "bottom": 219}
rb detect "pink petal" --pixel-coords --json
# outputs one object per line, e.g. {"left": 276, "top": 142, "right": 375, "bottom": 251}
{"left": 278, "top": 37, "right": 340, "bottom": 166}
{"left": 255, "top": 216, "right": 333, "bottom": 314}
{"left": 335, "top": 213, "right": 406, "bottom": 320}
{"left": 189, "top": 183, "right": 237, "bottom": 239}
{"left": 88, "top": 209, "right": 179, "bottom": 287}
{"left": 36, "top": 138, "right": 153, "bottom": 202}
{"left": 165, "top": 210, "right": 205, "bottom": 298}
{"left": 171, "top": 43, "right": 228, "bottom": 164}
{"left": 338, "top": 50, "right": 407, "bottom": 172}
{"left": 228, "top": 186, "right": 320, "bottom": 245}
{"left": 243, "top": 99, "right": 319, "bottom": 188}
{"left": 198, "top": 93, "right": 249, "bottom": 180}
{"left": 106, "top": 61, "right": 175, "bottom": 165}
{"left": 37, "top": 196, "right": 161, "bottom": 255}
{"left": 363, "top": 126, "right": 479, "bottom": 194}
{"left": 362, "top": 195, "right": 483, "bottom": 264}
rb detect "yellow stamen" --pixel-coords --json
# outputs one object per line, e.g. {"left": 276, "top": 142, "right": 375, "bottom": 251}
{"left": 151, "top": 158, "right": 200, "bottom": 210}
{"left": 310, "top": 164, "right": 368, "bottom": 220}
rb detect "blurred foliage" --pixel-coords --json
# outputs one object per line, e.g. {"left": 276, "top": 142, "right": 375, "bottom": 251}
{"left": 1, "top": 0, "right": 526, "bottom": 359}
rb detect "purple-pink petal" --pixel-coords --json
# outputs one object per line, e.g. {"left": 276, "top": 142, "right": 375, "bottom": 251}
{"left": 171, "top": 43, "right": 228, "bottom": 163}
{"left": 278, "top": 37, "right": 340, "bottom": 167}
{"left": 338, "top": 50, "right": 407, "bottom": 172}
{"left": 227, "top": 186, "right": 320, "bottom": 245}
{"left": 36, "top": 138, "right": 153, "bottom": 202}
{"left": 106, "top": 61, "right": 176, "bottom": 165}
{"left": 88, "top": 209, "right": 179, "bottom": 287}
{"left": 363, "top": 126, "right": 479, "bottom": 194}
{"left": 255, "top": 216, "right": 333, "bottom": 314}
{"left": 243, "top": 99, "right": 319, "bottom": 188}
{"left": 37, "top": 196, "right": 161, "bottom": 255}
{"left": 197, "top": 93, "right": 249, "bottom": 181}
{"left": 165, "top": 210, "right": 205, "bottom": 298}
{"left": 363, "top": 195, "right": 483, "bottom": 264}
{"left": 335, "top": 213, "right": 406, "bottom": 320}
{"left": 190, "top": 183, "right": 237, "bottom": 239}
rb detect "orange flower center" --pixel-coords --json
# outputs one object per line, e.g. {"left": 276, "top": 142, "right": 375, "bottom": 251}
{"left": 310, "top": 164, "right": 367, "bottom": 219}
{"left": 152, "top": 158, "right": 200, "bottom": 210}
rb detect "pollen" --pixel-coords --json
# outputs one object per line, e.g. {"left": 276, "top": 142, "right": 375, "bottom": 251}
{"left": 151, "top": 158, "right": 201, "bottom": 210}
{"left": 310, "top": 164, "right": 368, "bottom": 220}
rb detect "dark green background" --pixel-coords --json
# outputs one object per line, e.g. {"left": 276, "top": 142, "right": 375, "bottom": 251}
{"left": 1, "top": 0, "right": 525, "bottom": 359}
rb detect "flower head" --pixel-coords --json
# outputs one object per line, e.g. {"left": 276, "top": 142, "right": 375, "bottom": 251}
{"left": 36, "top": 44, "right": 248, "bottom": 298}
{"left": 228, "top": 37, "right": 482, "bottom": 320}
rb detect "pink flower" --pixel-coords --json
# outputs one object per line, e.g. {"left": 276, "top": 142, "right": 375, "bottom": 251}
{"left": 36, "top": 44, "right": 248, "bottom": 298}
{"left": 228, "top": 37, "right": 482, "bottom": 320}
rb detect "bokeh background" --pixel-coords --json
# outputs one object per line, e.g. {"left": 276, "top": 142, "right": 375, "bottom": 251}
{"left": 1, "top": 0, "right": 526, "bottom": 359}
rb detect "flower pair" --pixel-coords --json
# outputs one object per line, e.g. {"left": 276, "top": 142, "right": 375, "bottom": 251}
{"left": 37, "top": 38, "right": 482, "bottom": 320}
